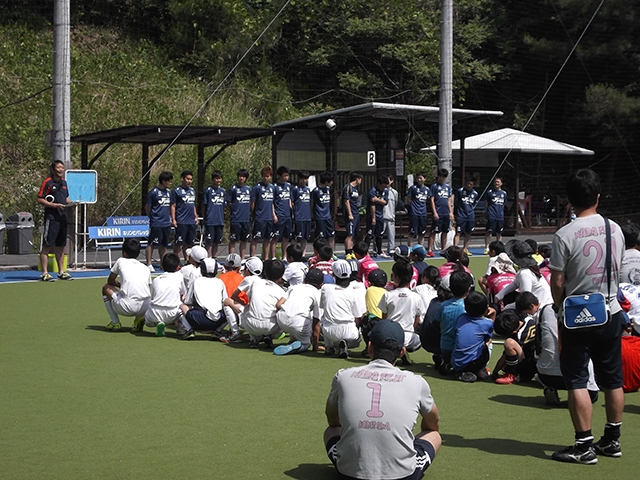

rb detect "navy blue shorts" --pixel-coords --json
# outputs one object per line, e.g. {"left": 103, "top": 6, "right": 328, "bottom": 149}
{"left": 148, "top": 226, "right": 171, "bottom": 247}
{"left": 366, "top": 218, "right": 384, "bottom": 239}
{"left": 431, "top": 216, "right": 451, "bottom": 234}
{"left": 486, "top": 219, "right": 504, "bottom": 234}
{"left": 273, "top": 218, "right": 293, "bottom": 240}
{"left": 185, "top": 307, "right": 227, "bottom": 332}
{"left": 315, "top": 219, "right": 335, "bottom": 239}
{"left": 174, "top": 224, "right": 196, "bottom": 246}
{"left": 252, "top": 220, "right": 274, "bottom": 240}
{"left": 345, "top": 216, "right": 360, "bottom": 238}
{"left": 409, "top": 215, "right": 427, "bottom": 237}
{"left": 205, "top": 225, "right": 224, "bottom": 244}
{"left": 229, "top": 222, "right": 251, "bottom": 242}
{"left": 42, "top": 218, "right": 68, "bottom": 247}
{"left": 326, "top": 435, "right": 435, "bottom": 480}
{"left": 456, "top": 218, "right": 475, "bottom": 235}
{"left": 294, "top": 221, "right": 312, "bottom": 241}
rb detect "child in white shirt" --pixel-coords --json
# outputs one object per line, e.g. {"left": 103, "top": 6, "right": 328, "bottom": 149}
{"left": 282, "top": 244, "right": 308, "bottom": 287}
{"left": 145, "top": 253, "right": 186, "bottom": 336}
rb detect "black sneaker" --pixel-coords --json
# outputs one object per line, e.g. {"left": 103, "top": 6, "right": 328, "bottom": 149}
{"left": 551, "top": 445, "right": 597, "bottom": 464}
{"left": 593, "top": 438, "right": 622, "bottom": 457}
{"left": 459, "top": 372, "right": 477, "bottom": 383}
{"left": 338, "top": 339, "right": 349, "bottom": 358}
{"left": 262, "top": 336, "right": 273, "bottom": 350}
{"left": 544, "top": 387, "right": 561, "bottom": 406}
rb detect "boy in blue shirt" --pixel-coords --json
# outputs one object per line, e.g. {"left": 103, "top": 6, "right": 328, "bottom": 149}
{"left": 311, "top": 171, "right": 335, "bottom": 250}
{"left": 227, "top": 168, "right": 251, "bottom": 260}
{"left": 366, "top": 176, "right": 389, "bottom": 257}
{"left": 274, "top": 165, "right": 293, "bottom": 260}
{"left": 452, "top": 291, "right": 494, "bottom": 382}
{"left": 145, "top": 171, "right": 173, "bottom": 271}
{"left": 342, "top": 172, "right": 363, "bottom": 259}
{"left": 171, "top": 170, "right": 198, "bottom": 261}
{"left": 454, "top": 176, "right": 479, "bottom": 257}
{"left": 428, "top": 168, "right": 454, "bottom": 257}
{"left": 483, "top": 177, "right": 507, "bottom": 254}
{"left": 292, "top": 170, "right": 312, "bottom": 255}
{"left": 203, "top": 170, "right": 226, "bottom": 258}
{"left": 406, "top": 172, "right": 430, "bottom": 247}
{"left": 250, "top": 165, "right": 277, "bottom": 259}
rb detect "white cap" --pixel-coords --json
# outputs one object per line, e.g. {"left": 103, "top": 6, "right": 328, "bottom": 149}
{"left": 201, "top": 258, "right": 218, "bottom": 276}
{"left": 187, "top": 246, "right": 208, "bottom": 264}
{"left": 225, "top": 253, "right": 242, "bottom": 269}
{"left": 332, "top": 260, "right": 352, "bottom": 279}
{"left": 244, "top": 256, "right": 263, "bottom": 275}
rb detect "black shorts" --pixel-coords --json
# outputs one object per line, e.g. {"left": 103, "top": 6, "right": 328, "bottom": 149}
{"left": 148, "top": 226, "right": 171, "bottom": 247}
{"left": 431, "top": 216, "right": 451, "bottom": 234}
{"left": 486, "top": 219, "right": 504, "bottom": 234}
{"left": 294, "top": 220, "right": 312, "bottom": 241}
{"left": 273, "top": 218, "right": 293, "bottom": 240}
{"left": 345, "top": 216, "right": 360, "bottom": 238}
{"left": 205, "top": 225, "right": 224, "bottom": 244}
{"left": 229, "top": 222, "right": 251, "bottom": 242}
{"left": 560, "top": 310, "right": 624, "bottom": 390}
{"left": 252, "top": 220, "right": 274, "bottom": 240}
{"left": 315, "top": 219, "right": 335, "bottom": 239}
{"left": 174, "top": 224, "right": 196, "bottom": 246}
{"left": 455, "top": 218, "right": 475, "bottom": 235}
{"left": 409, "top": 215, "right": 427, "bottom": 237}
{"left": 366, "top": 218, "right": 384, "bottom": 239}
{"left": 43, "top": 217, "right": 68, "bottom": 247}
{"left": 326, "top": 435, "right": 435, "bottom": 480}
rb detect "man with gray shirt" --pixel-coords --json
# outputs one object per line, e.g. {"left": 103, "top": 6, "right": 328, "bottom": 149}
{"left": 382, "top": 176, "right": 399, "bottom": 258}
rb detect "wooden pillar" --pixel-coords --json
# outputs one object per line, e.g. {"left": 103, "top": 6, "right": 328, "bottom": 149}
{"left": 141, "top": 144, "right": 149, "bottom": 215}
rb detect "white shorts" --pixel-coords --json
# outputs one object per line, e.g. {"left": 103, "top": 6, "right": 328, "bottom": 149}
{"left": 322, "top": 322, "right": 361, "bottom": 349}
{"left": 145, "top": 306, "right": 182, "bottom": 326}
{"left": 243, "top": 317, "right": 281, "bottom": 339}
{"left": 111, "top": 291, "right": 149, "bottom": 317}
{"left": 276, "top": 312, "right": 312, "bottom": 350}
{"left": 404, "top": 331, "right": 422, "bottom": 352}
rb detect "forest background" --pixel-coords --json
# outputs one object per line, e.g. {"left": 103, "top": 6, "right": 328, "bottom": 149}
{"left": 1, "top": 0, "right": 639, "bottom": 228}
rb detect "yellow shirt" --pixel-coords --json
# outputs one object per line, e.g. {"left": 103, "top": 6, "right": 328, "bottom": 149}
{"left": 365, "top": 286, "right": 386, "bottom": 319}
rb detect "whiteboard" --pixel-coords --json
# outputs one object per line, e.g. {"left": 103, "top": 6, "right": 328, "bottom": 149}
{"left": 66, "top": 170, "right": 98, "bottom": 204}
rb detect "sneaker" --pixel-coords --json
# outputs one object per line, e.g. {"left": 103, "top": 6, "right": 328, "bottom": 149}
{"left": 262, "top": 336, "right": 274, "bottom": 350}
{"left": 379, "top": 252, "right": 390, "bottom": 258}
{"left": 220, "top": 332, "right": 243, "bottom": 344}
{"left": 324, "top": 347, "right": 336, "bottom": 355}
{"left": 57, "top": 271, "right": 73, "bottom": 280}
{"left": 147, "top": 264, "right": 155, "bottom": 272}
{"left": 276, "top": 331, "right": 287, "bottom": 340}
{"left": 248, "top": 339, "right": 259, "bottom": 349}
{"left": 551, "top": 445, "right": 597, "bottom": 465}
{"left": 210, "top": 329, "right": 225, "bottom": 341}
{"left": 175, "top": 325, "right": 186, "bottom": 335}
{"left": 273, "top": 340, "right": 302, "bottom": 356}
{"left": 463, "top": 249, "right": 473, "bottom": 257}
{"left": 182, "top": 330, "right": 196, "bottom": 340}
{"left": 593, "top": 438, "right": 622, "bottom": 457}
{"left": 460, "top": 372, "right": 477, "bottom": 383}
{"left": 483, "top": 248, "right": 489, "bottom": 255}
{"left": 543, "top": 386, "right": 561, "bottom": 406}
{"left": 477, "top": 367, "right": 491, "bottom": 381}
{"left": 345, "top": 253, "right": 356, "bottom": 260}
{"left": 40, "top": 273, "right": 55, "bottom": 282}
{"left": 426, "top": 251, "right": 435, "bottom": 258}
{"left": 105, "top": 321, "right": 122, "bottom": 331}
{"left": 131, "top": 316, "right": 145, "bottom": 333}
{"left": 338, "top": 339, "right": 349, "bottom": 358}
{"left": 495, "top": 373, "right": 517, "bottom": 385}
{"left": 155, "top": 322, "right": 165, "bottom": 337}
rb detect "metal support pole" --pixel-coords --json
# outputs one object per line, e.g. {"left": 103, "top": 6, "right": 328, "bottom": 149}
{"left": 52, "top": 0, "right": 71, "bottom": 169}
{"left": 438, "top": 0, "right": 453, "bottom": 180}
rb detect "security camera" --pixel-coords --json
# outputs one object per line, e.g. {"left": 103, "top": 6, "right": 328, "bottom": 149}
{"left": 325, "top": 119, "right": 337, "bottom": 131}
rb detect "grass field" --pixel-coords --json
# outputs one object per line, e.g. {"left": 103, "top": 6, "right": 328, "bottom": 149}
{"left": 1, "top": 258, "right": 639, "bottom": 479}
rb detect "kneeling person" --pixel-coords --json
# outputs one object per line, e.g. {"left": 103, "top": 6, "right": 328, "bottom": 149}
{"left": 145, "top": 253, "right": 186, "bottom": 336}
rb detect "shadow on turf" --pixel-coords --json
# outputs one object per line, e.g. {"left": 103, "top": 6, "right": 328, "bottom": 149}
{"left": 441, "top": 433, "right": 564, "bottom": 459}
{"left": 284, "top": 463, "right": 338, "bottom": 479}
{"left": 489, "top": 393, "right": 565, "bottom": 410}
{"left": 624, "top": 403, "right": 640, "bottom": 415}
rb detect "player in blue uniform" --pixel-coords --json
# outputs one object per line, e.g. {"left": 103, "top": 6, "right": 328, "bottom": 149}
{"left": 484, "top": 177, "right": 508, "bottom": 254}
{"left": 170, "top": 170, "right": 198, "bottom": 261}
{"left": 203, "top": 170, "right": 226, "bottom": 258}
{"left": 428, "top": 169, "right": 454, "bottom": 257}
{"left": 454, "top": 176, "right": 479, "bottom": 256}
{"left": 145, "top": 171, "right": 173, "bottom": 271}
{"left": 227, "top": 168, "right": 252, "bottom": 259}
{"left": 292, "top": 171, "right": 312, "bottom": 255}
{"left": 250, "top": 165, "right": 277, "bottom": 259}
{"left": 365, "top": 176, "right": 389, "bottom": 257}
{"left": 342, "top": 172, "right": 362, "bottom": 259}
{"left": 311, "top": 171, "right": 335, "bottom": 250}
{"left": 406, "top": 172, "right": 430, "bottom": 248}
{"left": 274, "top": 166, "right": 293, "bottom": 260}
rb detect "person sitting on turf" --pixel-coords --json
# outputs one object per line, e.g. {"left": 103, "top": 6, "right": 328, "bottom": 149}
{"left": 390, "top": 245, "right": 418, "bottom": 289}
{"left": 179, "top": 258, "right": 230, "bottom": 340}
{"left": 324, "top": 320, "right": 441, "bottom": 480}
{"left": 353, "top": 240, "right": 378, "bottom": 288}
{"left": 360, "top": 269, "right": 388, "bottom": 355}
{"left": 414, "top": 265, "right": 441, "bottom": 313}
{"left": 420, "top": 276, "right": 455, "bottom": 369}
{"left": 144, "top": 253, "right": 186, "bottom": 337}
{"left": 451, "top": 291, "right": 495, "bottom": 382}
{"left": 216, "top": 253, "right": 244, "bottom": 344}
{"left": 310, "top": 243, "right": 335, "bottom": 285}
{"left": 180, "top": 245, "right": 207, "bottom": 293}
{"left": 223, "top": 256, "right": 264, "bottom": 328}
{"left": 410, "top": 244, "right": 428, "bottom": 281}
{"left": 103, "top": 238, "right": 152, "bottom": 332}
{"left": 283, "top": 243, "right": 308, "bottom": 288}
{"left": 275, "top": 268, "right": 324, "bottom": 355}
{"left": 438, "top": 245, "right": 473, "bottom": 280}
{"left": 315, "top": 260, "right": 365, "bottom": 358}
{"left": 478, "top": 240, "right": 505, "bottom": 293}
{"left": 481, "top": 252, "right": 517, "bottom": 313}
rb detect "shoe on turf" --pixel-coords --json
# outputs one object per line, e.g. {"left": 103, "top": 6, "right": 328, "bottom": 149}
{"left": 345, "top": 253, "right": 356, "bottom": 260}
{"left": 426, "top": 251, "right": 435, "bottom": 258}
{"left": 324, "top": 347, "right": 336, "bottom": 355}
{"left": 262, "top": 336, "right": 274, "bottom": 350}
{"left": 276, "top": 331, "right": 287, "bottom": 340}
{"left": 210, "top": 329, "right": 225, "bottom": 341}
{"left": 483, "top": 248, "right": 489, "bottom": 255}
{"left": 182, "top": 330, "right": 196, "bottom": 340}
{"left": 40, "top": 273, "right": 55, "bottom": 282}
{"left": 477, "top": 367, "right": 491, "bottom": 381}
{"left": 273, "top": 340, "right": 302, "bottom": 356}
{"left": 338, "top": 339, "right": 349, "bottom": 358}
{"left": 459, "top": 372, "right": 478, "bottom": 383}
{"left": 147, "top": 264, "right": 155, "bottom": 272}
{"left": 593, "top": 438, "right": 621, "bottom": 457}
{"left": 495, "top": 373, "right": 517, "bottom": 385}
{"left": 551, "top": 445, "right": 597, "bottom": 465}
{"left": 57, "top": 271, "right": 73, "bottom": 280}
{"left": 155, "top": 321, "right": 165, "bottom": 337}
{"left": 464, "top": 249, "right": 473, "bottom": 257}
{"left": 379, "top": 252, "right": 390, "bottom": 258}
{"left": 106, "top": 321, "right": 122, "bottom": 331}
{"left": 220, "top": 332, "right": 243, "bottom": 344}
{"left": 131, "top": 315, "right": 145, "bottom": 333}
{"left": 248, "top": 339, "right": 259, "bottom": 349}
{"left": 543, "top": 386, "right": 561, "bottom": 406}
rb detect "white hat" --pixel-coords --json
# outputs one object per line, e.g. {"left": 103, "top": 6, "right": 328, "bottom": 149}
{"left": 201, "top": 258, "right": 218, "bottom": 276}
{"left": 225, "top": 253, "right": 242, "bottom": 269}
{"left": 187, "top": 246, "right": 208, "bottom": 264}
{"left": 488, "top": 252, "right": 516, "bottom": 274}
{"left": 244, "top": 256, "right": 263, "bottom": 275}
{"left": 332, "top": 260, "right": 352, "bottom": 279}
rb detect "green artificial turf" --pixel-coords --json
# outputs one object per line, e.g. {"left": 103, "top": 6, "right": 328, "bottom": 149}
{"left": 0, "top": 266, "right": 639, "bottom": 479}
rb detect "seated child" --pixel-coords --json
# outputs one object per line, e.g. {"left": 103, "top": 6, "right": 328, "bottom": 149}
{"left": 312, "top": 244, "right": 335, "bottom": 284}
{"left": 283, "top": 244, "right": 309, "bottom": 287}
{"left": 410, "top": 244, "right": 428, "bottom": 280}
{"left": 391, "top": 246, "right": 418, "bottom": 288}
{"left": 353, "top": 240, "right": 378, "bottom": 288}
{"left": 181, "top": 245, "right": 207, "bottom": 293}
{"left": 414, "top": 265, "right": 440, "bottom": 313}
{"left": 420, "top": 277, "right": 454, "bottom": 366}
{"left": 482, "top": 252, "right": 517, "bottom": 312}
{"left": 102, "top": 238, "right": 152, "bottom": 332}
{"left": 216, "top": 253, "right": 244, "bottom": 343}
{"left": 275, "top": 268, "right": 324, "bottom": 355}
{"left": 144, "top": 253, "right": 186, "bottom": 336}
{"left": 478, "top": 240, "right": 505, "bottom": 293}
{"left": 451, "top": 291, "right": 494, "bottom": 382}
{"left": 224, "top": 256, "right": 264, "bottom": 324}
{"left": 360, "top": 268, "right": 388, "bottom": 354}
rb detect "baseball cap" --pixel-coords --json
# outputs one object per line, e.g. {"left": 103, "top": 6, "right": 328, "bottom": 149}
{"left": 393, "top": 245, "right": 410, "bottom": 261}
{"left": 244, "top": 256, "right": 263, "bottom": 275}
{"left": 488, "top": 252, "right": 516, "bottom": 274}
{"left": 201, "top": 258, "right": 218, "bottom": 277}
{"left": 370, "top": 320, "right": 405, "bottom": 349}
{"left": 305, "top": 268, "right": 324, "bottom": 286}
{"left": 332, "top": 260, "right": 352, "bottom": 279}
{"left": 187, "top": 246, "right": 208, "bottom": 264}
{"left": 368, "top": 268, "right": 388, "bottom": 287}
{"left": 411, "top": 244, "right": 427, "bottom": 260}
{"left": 225, "top": 253, "right": 242, "bottom": 269}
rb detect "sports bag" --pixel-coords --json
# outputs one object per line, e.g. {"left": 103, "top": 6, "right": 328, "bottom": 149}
{"left": 562, "top": 293, "right": 610, "bottom": 329}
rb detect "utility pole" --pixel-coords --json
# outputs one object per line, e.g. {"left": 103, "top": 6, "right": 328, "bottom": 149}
{"left": 52, "top": 0, "right": 71, "bottom": 169}
{"left": 439, "top": 0, "right": 453, "bottom": 181}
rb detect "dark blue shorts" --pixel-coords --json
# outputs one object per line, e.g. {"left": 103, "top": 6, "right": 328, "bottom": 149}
{"left": 42, "top": 218, "right": 68, "bottom": 247}
{"left": 315, "top": 219, "right": 335, "bottom": 239}
{"left": 455, "top": 218, "right": 475, "bottom": 235}
{"left": 174, "top": 224, "right": 196, "bottom": 246}
{"left": 486, "top": 219, "right": 504, "bottom": 234}
{"left": 326, "top": 435, "right": 435, "bottom": 480}
{"left": 431, "top": 216, "right": 451, "bottom": 234}
{"left": 273, "top": 218, "right": 293, "bottom": 240}
{"left": 205, "top": 225, "right": 224, "bottom": 244}
{"left": 294, "top": 221, "right": 312, "bottom": 241}
{"left": 229, "top": 222, "right": 251, "bottom": 242}
{"left": 409, "top": 215, "right": 427, "bottom": 237}
{"left": 148, "top": 226, "right": 171, "bottom": 247}
{"left": 252, "top": 220, "right": 274, "bottom": 240}
{"left": 345, "top": 216, "right": 360, "bottom": 238}
{"left": 185, "top": 307, "right": 227, "bottom": 332}
{"left": 366, "top": 218, "right": 384, "bottom": 239}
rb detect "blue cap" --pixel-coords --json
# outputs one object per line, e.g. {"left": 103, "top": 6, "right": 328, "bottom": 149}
{"left": 370, "top": 320, "right": 405, "bottom": 348}
{"left": 411, "top": 244, "right": 427, "bottom": 260}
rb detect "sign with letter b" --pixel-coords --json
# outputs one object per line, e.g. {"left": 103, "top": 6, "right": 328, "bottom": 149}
{"left": 367, "top": 151, "right": 376, "bottom": 167}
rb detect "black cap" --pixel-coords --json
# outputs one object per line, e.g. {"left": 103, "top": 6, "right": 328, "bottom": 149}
{"left": 368, "top": 268, "right": 388, "bottom": 287}
{"left": 370, "top": 320, "right": 404, "bottom": 349}
{"left": 305, "top": 268, "right": 324, "bottom": 286}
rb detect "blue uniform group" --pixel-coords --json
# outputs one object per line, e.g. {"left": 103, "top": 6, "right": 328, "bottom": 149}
{"left": 227, "top": 183, "right": 252, "bottom": 242}
{"left": 274, "top": 181, "right": 293, "bottom": 240}
{"left": 455, "top": 186, "right": 479, "bottom": 234}
{"left": 203, "top": 185, "right": 226, "bottom": 244}
{"left": 407, "top": 184, "right": 430, "bottom": 236}
{"left": 171, "top": 185, "right": 197, "bottom": 246}
{"left": 147, "top": 186, "right": 172, "bottom": 246}
{"left": 484, "top": 189, "right": 507, "bottom": 234}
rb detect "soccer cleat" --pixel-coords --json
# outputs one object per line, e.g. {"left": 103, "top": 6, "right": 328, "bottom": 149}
{"left": 477, "top": 367, "right": 491, "bottom": 381}
{"left": 182, "top": 330, "right": 196, "bottom": 340}
{"left": 495, "top": 373, "right": 517, "bottom": 385}
{"left": 426, "top": 251, "right": 435, "bottom": 258}
{"left": 551, "top": 445, "right": 597, "bottom": 465}
{"left": 220, "top": 332, "right": 243, "bottom": 344}
{"left": 464, "top": 249, "right": 473, "bottom": 257}
{"left": 544, "top": 386, "right": 561, "bottom": 406}
{"left": 155, "top": 322, "right": 165, "bottom": 337}
{"left": 378, "top": 252, "right": 390, "bottom": 258}
{"left": 131, "top": 316, "right": 145, "bottom": 333}
{"left": 324, "top": 347, "right": 336, "bottom": 355}
{"left": 483, "top": 248, "right": 489, "bottom": 255}
{"left": 593, "top": 438, "right": 622, "bottom": 457}
{"left": 276, "top": 331, "right": 287, "bottom": 340}
{"left": 459, "top": 372, "right": 477, "bottom": 383}
{"left": 338, "top": 339, "right": 349, "bottom": 358}
{"left": 345, "top": 253, "right": 356, "bottom": 260}
{"left": 57, "top": 271, "right": 73, "bottom": 280}
{"left": 105, "top": 321, "right": 122, "bottom": 331}
{"left": 147, "top": 264, "right": 155, "bottom": 272}
{"left": 262, "top": 336, "right": 274, "bottom": 350}
{"left": 210, "top": 329, "right": 225, "bottom": 341}
{"left": 248, "top": 339, "right": 259, "bottom": 349}
{"left": 40, "top": 273, "right": 54, "bottom": 282}
{"left": 273, "top": 340, "right": 302, "bottom": 356}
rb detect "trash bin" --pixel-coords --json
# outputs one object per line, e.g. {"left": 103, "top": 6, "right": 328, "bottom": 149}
{"left": 6, "top": 212, "right": 34, "bottom": 254}
{"left": 0, "top": 213, "right": 5, "bottom": 254}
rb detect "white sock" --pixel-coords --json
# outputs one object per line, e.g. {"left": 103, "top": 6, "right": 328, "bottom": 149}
{"left": 103, "top": 296, "right": 120, "bottom": 324}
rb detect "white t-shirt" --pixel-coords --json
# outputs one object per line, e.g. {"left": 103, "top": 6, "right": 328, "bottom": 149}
{"left": 244, "top": 279, "right": 286, "bottom": 324}
{"left": 150, "top": 271, "right": 185, "bottom": 308}
{"left": 111, "top": 257, "right": 151, "bottom": 301}
{"left": 495, "top": 268, "right": 553, "bottom": 306}
{"left": 620, "top": 248, "right": 640, "bottom": 285}
{"left": 237, "top": 275, "right": 260, "bottom": 294}
{"left": 320, "top": 284, "right": 366, "bottom": 325}
{"left": 283, "top": 262, "right": 308, "bottom": 287}
{"left": 413, "top": 283, "right": 438, "bottom": 314}
{"left": 186, "top": 276, "right": 228, "bottom": 320}
{"left": 378, "top": 287, "right": 425, "bottom": 337}
{"left": 279, "top": 283, "right": 321, "bottom": 323}
{"left": 181, "top": 263, "right": 202, "bottom": 293}
{"left": 348, "top": 280, "right": 367, "bottom": 319}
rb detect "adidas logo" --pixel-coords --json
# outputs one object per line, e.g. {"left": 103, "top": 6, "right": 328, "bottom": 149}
{"left": 574, "top": 307, "right": 597, "bottom": 324}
